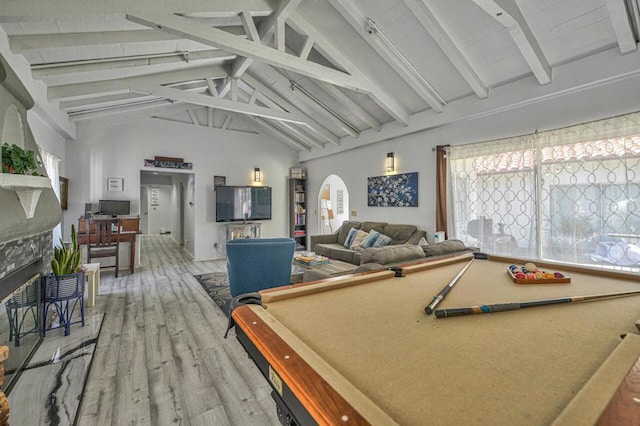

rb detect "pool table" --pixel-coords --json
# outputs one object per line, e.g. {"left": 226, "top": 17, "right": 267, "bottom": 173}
{"left": 231, "top": 253, "right": 640, "bottom": 425}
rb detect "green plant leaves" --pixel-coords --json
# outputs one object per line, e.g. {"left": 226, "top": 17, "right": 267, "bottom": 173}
{"left": 1, "top": 143, "right": 41, "bottom": 175}
{"left": 51, "top": 224, "right": 82, "bottom": 275}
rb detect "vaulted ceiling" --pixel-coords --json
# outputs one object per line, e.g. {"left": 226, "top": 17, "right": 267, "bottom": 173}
{"left": 1, "top": 0, "right": 639, "bottom": 158}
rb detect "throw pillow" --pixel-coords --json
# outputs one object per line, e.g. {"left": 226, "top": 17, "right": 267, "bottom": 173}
{"left": 418, "top": 237, "right": 428, "bottom": 246}
{"left": 372, "top": 233, "right": 392, "bottom": 247}
{"left": 361, "top": 230, "right": 381, "bottom": 248}
{"left": 343, "top": 227, "right": 358, "bottom": 248}
{"left": 349, "top": 230, "right": 369, "bottom": 251}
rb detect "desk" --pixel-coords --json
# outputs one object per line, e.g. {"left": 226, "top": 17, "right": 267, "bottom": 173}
{"left": 77, "top": 217, "right": 141, "bottom": 274}
{"left": 232, "top": 254, "right": 640, "bottom": 425}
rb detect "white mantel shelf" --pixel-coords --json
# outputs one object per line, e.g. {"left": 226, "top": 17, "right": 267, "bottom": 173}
{"left": 0, "top": 174, "right": 51, "bottom": 218}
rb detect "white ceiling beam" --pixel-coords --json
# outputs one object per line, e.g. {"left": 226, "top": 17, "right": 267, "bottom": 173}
{"left": 275, "top": 19, "right": 286, "bottom": 52}
{"left": 471, "top": 0, "right": 551, "bottom": 85}
{"left": 277, "top": 121, "right": 324, "bottom": 148}
{"left": 132, "top": 84, "right": 308, "bottom": 124}
{"left": 206, "top": 77, "right": 219, "bottom": 97}
{"left": 221, "top": 114, "right": 232, "bottom": 130}
{"left": 69, "top": 99, "right": 179, "bottom": 121}
{"left": 240, "top": 11, "right": 261, "bottom": 42}
{"left": 0, "top": 0, "right": 273, "bottom": 20}
{"left": 126, "top": 12, "right": 370, "bottom": 92}
{"left": 402, "top": 0, "right": 488, "bottom": 99}
{"left": 242, "top": 74, "right": 340, "bottom": 145}
{"left": 288, "top": 12, "right": 410, "bottom": 125}
{"left": 208, "top": 107, "right": 214, "bottom": 127}
{"left": 315, "top": 81, "right": 381, "bottom": 131}
{"left": 604, "top": 0, "right": 638, "bottom": 54}
{"left": 187, "top": 109, "right": 199, "bottom": 125}
{"left": 59, "top": 92, "right": 153, "bottom": 111}
{"left": 299, "top": 36, "right": 314, "bottom": 59}
{"left": 328, "top": 0, "right": 445, "bottom": 112}
{"left": 250, "top": 117, "right": 311, "bottom": 151}
{"left": 47, "top": 65, "right": 227, "bottom": 100}
{"left": 230, "top": 77, "right": 239, "bottom": 101}
{"left": 287, "top": 77, "right": 359, "bottom": 138}
{"left": 31, "top": 50, "right": 235, "bottom": 80}
{"left": 9, "top": 28, "right": 244, "bottom": 52}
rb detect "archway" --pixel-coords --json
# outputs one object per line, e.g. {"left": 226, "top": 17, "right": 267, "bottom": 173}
{"left": 317, "top": 174, "right": 349, "bottom": 234}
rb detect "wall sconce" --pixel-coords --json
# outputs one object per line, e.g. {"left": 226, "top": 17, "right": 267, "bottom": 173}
{"left": 386, "top": 152, "right": 395, "bottom": 173}
{"left": 254, "top": 167, "right": 261, "bottom": 183}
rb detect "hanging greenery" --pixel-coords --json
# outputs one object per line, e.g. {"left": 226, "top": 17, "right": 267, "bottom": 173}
{"left": 1, "top": 143, "right": 42, "bottom": 175}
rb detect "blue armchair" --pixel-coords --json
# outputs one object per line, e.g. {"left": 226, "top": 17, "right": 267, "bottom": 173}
{"left": 226, "top": 238, "right": 296, "bottom": 297}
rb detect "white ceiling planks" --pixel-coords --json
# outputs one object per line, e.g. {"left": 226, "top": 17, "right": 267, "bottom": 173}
{"left": 0, "top": 0, "right": 637, "bottom": 155}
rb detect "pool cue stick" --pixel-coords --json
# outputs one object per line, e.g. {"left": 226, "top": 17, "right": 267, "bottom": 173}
{"left": 434, "top": 289, "right": 640, "bottom": 318}
{"left": 424, "top": 258, "right": 474, "bottom": 314}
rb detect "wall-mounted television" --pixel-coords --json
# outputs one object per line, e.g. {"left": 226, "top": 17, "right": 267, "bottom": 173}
{"left": 216, "top": 186, "right": 272, "bottom": 222}
{"left": 98, "top": 199, "right": 131, "bottom": 216}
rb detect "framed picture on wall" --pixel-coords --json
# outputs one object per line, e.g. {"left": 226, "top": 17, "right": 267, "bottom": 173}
{"left": 107, "top": 177, "right": 124, "bottom": 192}
{"left": 59, "top": 176, "right": 68, "bottom": 210}
{"left": 214, "top": 175, "right": 226, "bottom": 187}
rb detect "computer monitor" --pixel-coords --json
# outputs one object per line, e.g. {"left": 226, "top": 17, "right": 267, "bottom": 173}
{"left": 98, "top": 200, "right": 130, "bottom": 216}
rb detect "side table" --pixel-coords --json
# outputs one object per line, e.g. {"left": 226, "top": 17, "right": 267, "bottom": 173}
{"left": 83, "top": 263, "right": 101, "bottom": 307}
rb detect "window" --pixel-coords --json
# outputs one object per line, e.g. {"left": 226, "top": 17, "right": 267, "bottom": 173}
{"left": 448, "top": 112, "right": 640, "bottom": 272}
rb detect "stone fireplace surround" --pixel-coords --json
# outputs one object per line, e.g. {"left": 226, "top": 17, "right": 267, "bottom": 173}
{"left": 0, "top": 230, "right": 53, "bottom": 393}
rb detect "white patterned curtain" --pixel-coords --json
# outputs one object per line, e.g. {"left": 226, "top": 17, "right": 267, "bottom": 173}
{"left": 448, "top": 112, "right": 640, "bottom": 272}
{"left": 38, "top": 147, "right": 62, "bottom": 244}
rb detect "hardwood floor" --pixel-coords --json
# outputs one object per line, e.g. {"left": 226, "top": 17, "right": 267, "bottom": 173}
{"left": 77, "top": 234, "right": 279, "bottom": 426}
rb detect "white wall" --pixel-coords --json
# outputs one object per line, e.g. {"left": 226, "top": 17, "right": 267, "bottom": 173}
{"left": 304, "top": 69, "right": 640, "bottom": 243}
{"left": 64, "top": 118, "right": 298, "bottom": 260}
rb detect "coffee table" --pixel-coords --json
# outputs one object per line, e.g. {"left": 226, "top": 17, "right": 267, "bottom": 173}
{"left": 290, "top": 258, "right": 357, "bottom": 283}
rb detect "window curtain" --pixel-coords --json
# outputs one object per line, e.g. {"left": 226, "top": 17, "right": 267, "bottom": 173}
{"left": 435, "top": 145, "right": 449, "bottom": 237}
{"left": 38, "top": 147, "right": 62, "bottom": 245}
{"left": 448, "top": 111, "right": 640, "bottom": 271}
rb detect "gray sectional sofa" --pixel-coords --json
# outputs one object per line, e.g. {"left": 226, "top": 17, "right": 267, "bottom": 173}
{"left": 309, "top": 220, "right": 475, "bottom": 268}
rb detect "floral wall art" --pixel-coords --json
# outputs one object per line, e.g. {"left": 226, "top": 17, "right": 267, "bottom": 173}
{"left": 367, "top": 172, "right": 419, "bottom": 207}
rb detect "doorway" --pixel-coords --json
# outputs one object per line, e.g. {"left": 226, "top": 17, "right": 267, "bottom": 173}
{"left": 140, "top": 171, "right": 191, "bottom": 246}
{"left": 317, "top": 174, "right": 349, "bottom": 233}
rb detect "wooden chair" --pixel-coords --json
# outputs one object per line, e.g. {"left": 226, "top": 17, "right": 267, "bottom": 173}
{"left": 87, "top": 217, "right": 121, "bottom": 277}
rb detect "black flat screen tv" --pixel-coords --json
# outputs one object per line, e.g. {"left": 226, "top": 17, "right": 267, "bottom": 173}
{"left": 98, "top": 200, "right": 130, "bottom": 216}
{"left": 216, "top": 186, "right": 272, "bottom": 222}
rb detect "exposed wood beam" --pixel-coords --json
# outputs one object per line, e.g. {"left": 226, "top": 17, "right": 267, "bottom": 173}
{"left": 240, "top": 11, "right": 260, "bottom": 42}
{"left": 328, "top": 0, "right": 445, "bottom": 111}
{"left": 59, "top": 92, "right": 153, "bottom": 111}
{"left": 230, "top": 77, "right": 239, "bottom": 101}
{"left": 275, "top": 19, "right": 286, "bottom": 52}
{"left": 206, "top": 77, "right": 219, "bottom": 97}
{"left": 242, "top": 74, "right": 340, "bottom": 145}
{"left": 287, "top": 76, "right": 359, "bottom": 138}
{"left": 221, "top": 114, "right": 232, "bottom": 130}
{"left": 0, "top": 0, "right": 273, "bottom": 20}
{"left": 604, "top": 0, "right": 638, "bottom": 54}
{"left": 230, "top": 0, "right": 301, "bottom": 77}
{"left": 187, "top": 109, "right": 199, "bottom": 125}
{"left": 132, "top": 84, "right": 307, "bottom": 124}
{"left": 31, "top": 50, "right": 235, "bottom": 80}
{"left": 277, "top": 121, "right": 324, "bottom": 148}
{"left": 299, "top": 36, "right": 314, "bottom": 59}
{"left": 402, "top": 0, "right": 488, "bottom": 99}
{"left": 208, "top": 107, "right": 214, "bottom": 127}
{"left": 288, "top": 12, "right": 410, "bottom": 125}
{"left": 9, "top": 28, "right": 245, "bottom": 52}
{"left": 69, "top": 99, "right": 179, "bottom": 121}
{"left": 47, "top": 65, "right": 227, "bottom": 100}
{"left": 126, "top": 12, "right": 370, "bottom": 92}
{"left": 471, "top": 0, "right": 551, "bottom": 85}
{"left": 251, "top": 117, "right": 311, "bottom": 151}
{"left": 315, "top": 81, "right": 381, "bottom": 131}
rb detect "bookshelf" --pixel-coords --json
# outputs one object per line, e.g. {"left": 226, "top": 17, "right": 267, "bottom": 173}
{"left": 289, "top": 178, "right": 307, "bottom": 251}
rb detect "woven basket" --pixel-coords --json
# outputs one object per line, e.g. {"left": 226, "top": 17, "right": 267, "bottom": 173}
{"left": 42, "top": 271, "right": 85, "bottom": 301}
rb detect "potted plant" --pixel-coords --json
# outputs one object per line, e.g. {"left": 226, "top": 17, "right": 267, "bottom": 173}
{"left": 1, "top": 143, "right": 41, "bottom": 175}
{"left": 43, "top": 224, "right": 85, "bottom": 336}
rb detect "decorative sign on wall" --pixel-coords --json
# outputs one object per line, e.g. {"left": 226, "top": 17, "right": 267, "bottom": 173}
{"left": 336, "top": 189, "right": 344, "bottom": 214}
{"left": 107, "top": 177, "right": 124, "bottom": 192}
{"left": 144, "top": 156, "right": 192, "bottom": 170}
{"left": 150, "top": 187, "right": 159, "bottom": 206}
{"left": 367, "top": 172, "right": 419, "bottom": 207}
{"left": 214, "top": 176, "right": 226, "bottom": 187}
